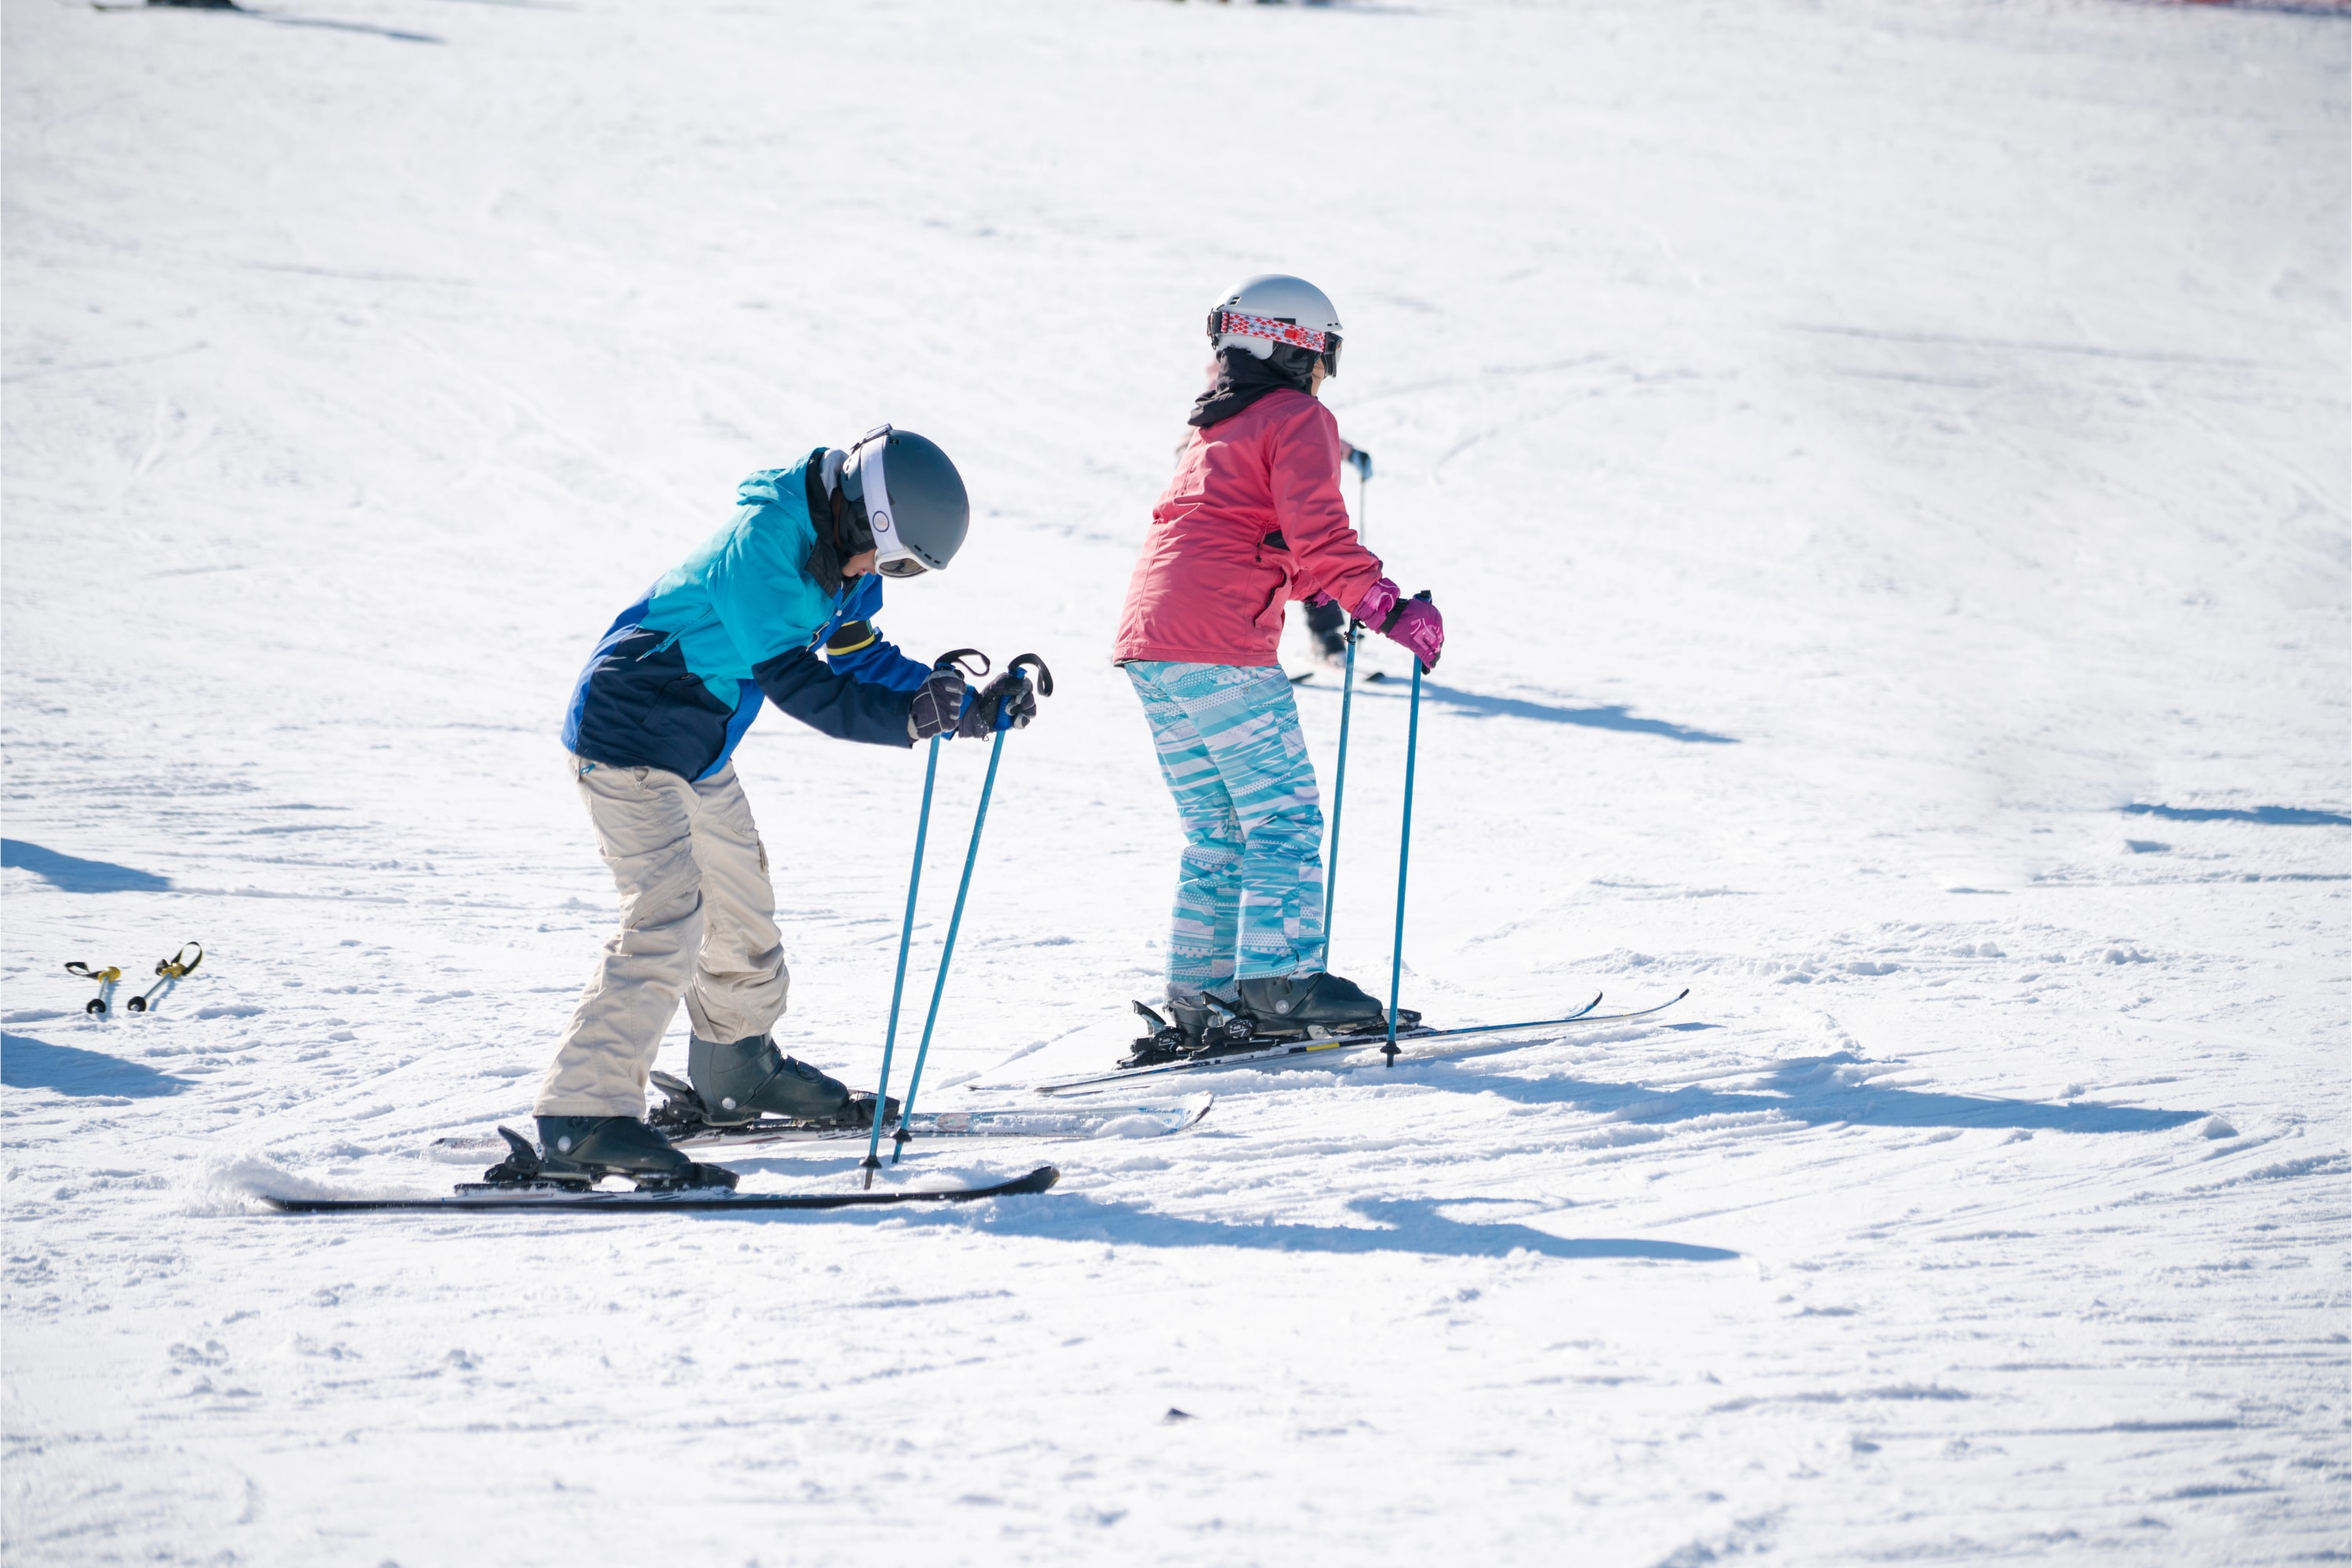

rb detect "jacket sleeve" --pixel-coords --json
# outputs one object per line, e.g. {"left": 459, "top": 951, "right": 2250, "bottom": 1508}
{"left": 1268, "top": 402, "right": 1385, "bottom": 613}
{"left": 825, "top": 628, "right": 933, "bottom": 692}
{"left": 820, "top": 575, "right": 932, "bottom": 692}
{"left": 751, "top": 646, "right": 916, "bottom": 748}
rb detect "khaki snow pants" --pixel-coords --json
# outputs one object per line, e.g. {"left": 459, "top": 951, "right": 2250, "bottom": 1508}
{"left": 533, "top": 757, "right": 790, "bottom": 1119}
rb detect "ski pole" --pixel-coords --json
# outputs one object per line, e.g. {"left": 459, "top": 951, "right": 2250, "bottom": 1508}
{"left": 862, "top": 738, "right": 942, "bottom": 1187}
{"left": 1347, "top": 445, "right": 1373, "bottom": 539}
{"left": 1325, "top": 447, "right": 1371, "bottom": 953}
{"left": 1385, "top": 593, "right": 1431, "bottom": 1067}
{"left": 126, "top": 943, "right": 202, "bottom": 1014}
{"left": 894, "top": 656, "right": 1052, "bottom": 1162}
{"left": 66, "top": 961, "right": 122, "bottom": 1017}
{"left": 892, "top": 730, "right": 998, "bottom": 1164}
{"left": 1324, "top": 618, "right": 1359, "bottom": 951}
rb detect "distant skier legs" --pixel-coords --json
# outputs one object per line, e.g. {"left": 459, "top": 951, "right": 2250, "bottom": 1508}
{"left": 534, "top": 759, "right": 788, "bottom": 1119}
{"left": 1127, "top": 661, "right": 1326, "bottom": 997}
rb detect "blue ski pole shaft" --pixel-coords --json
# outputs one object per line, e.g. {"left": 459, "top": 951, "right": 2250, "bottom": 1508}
{"left": 1386, "top": 605, "right": 1430, "bottom": 1065}
{"left": 863, "top": 737, "right": 941, "bottom": 1185}
{"left": 1324, "top": 621, "right": 1359, "bottom": 946}
{"left": 1324, "top": 457, "right": 1368, "bottom": 951}
{"left": 891, "top": 727, "right": 1007, "bottom": 1162}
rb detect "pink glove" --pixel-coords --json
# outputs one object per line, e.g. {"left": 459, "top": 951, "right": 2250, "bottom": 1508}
{"left": 1352, "top": 577, "right": 1443, "bottom": 671}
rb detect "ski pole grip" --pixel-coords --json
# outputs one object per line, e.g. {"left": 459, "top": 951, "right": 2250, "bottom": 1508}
{"left": 1377, "top": 590, "right": 1432, "bottom": 635}
{"left": 1008, "top": 652, "right": 1054, "bottom": 698}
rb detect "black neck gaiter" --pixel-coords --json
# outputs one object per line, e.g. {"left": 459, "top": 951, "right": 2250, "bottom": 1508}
{"left": 801, "top": 449, "right": 844, "bottom": 589}
{"left": 1188, "top": 346, "right": 1316, "bottom": 429}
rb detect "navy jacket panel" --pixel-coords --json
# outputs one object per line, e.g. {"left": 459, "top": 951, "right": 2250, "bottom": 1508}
{"left": 752, "top": 646, "right": 918, "bottom": 748}
{"left": 563, "top": 606, "right": 745, "bottom": 778}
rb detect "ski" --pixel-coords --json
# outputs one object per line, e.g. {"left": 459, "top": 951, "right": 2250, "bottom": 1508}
{"left": 425, "top": 1093, "right": 1214, "bottom": 1157}
{"left": 259, "top": 1164, "right": 1061, "bottom": 1214}
{"left": 675, "top": 1094, "right": 1211, "bottom": 1149}
{"left": 1025, "top": 989, "right": 1690, "bottom": 1096}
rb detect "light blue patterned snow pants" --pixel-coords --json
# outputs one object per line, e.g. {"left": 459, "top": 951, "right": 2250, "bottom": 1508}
{"left": 1126, "top": 661, "right": 1326, "bottom": 996}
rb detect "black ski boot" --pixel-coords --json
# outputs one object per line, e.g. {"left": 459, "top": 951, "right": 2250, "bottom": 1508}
{"left": 842, "top": 1091, "right": 900, "bottom": 1130}
{"left": 1120, "top": 992, "right": 1255, "bottom": 1067}
{"left": 521, "top": 1116, "right": 736, "bottom": 1191}
{"left": 1236, "top": 971, "right": 1419, "bottom": 1040}
{"left": 1172, "top": 990, "right": 1258, "bottom": 1057}
{"left": 1121, "top": 1001, "right": 1190, "bottom": 1068}
{"left": 688, "top": 1034, "right": 855, "bottom": 1126}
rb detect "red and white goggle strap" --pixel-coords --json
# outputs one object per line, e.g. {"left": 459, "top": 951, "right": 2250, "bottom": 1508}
{"left": 1208, "top": 309, "right": 1330, "bottom": 354}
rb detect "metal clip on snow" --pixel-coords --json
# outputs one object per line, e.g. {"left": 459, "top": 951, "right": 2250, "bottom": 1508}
{"left": 1384, "top": 593, "right": 1432, "bottom": 1067}
{"left": 65, "top": 961, "right": 125, "bottom": 1016}
{"left": 125, "top": 942, "right": 203, "bottom": 1014}
{"left": 890, "top": 654, "right": 1054, "bottom": 1167}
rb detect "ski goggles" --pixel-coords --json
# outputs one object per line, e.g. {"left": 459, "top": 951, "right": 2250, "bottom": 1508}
{"left": 1207, "top": 309, "right": 1342, "bottom": 376}
{"left": 840, "top": 425, "right": 928, "bottom": 578}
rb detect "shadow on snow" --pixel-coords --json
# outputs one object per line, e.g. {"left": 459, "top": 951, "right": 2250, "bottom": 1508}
{"left": 710, "top": 1186, "right": 1739, "bottom": 1261}
{"left": 1312, "top": 680, "right": 1737, "bottom": 745}
{"left": 1, "top": 839, "right": 173, "bottom": 894}
{"left": 2122, "top": 803, "right": 2350, "bottom": 827}
{"left": 991, "top": 1194, "right": 1737, "bottom": 1261}
{"left": 1441, "top": 1051, "right": 2205, "bottom": 1134}
{"left": 128, "top": 2, "right": 443, "bottom": 43}
{"left": 2, "top": 1033, "right": 191, "bottom": 1097}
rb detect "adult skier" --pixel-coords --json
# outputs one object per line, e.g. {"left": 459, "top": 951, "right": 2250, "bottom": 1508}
{"left": 1113, "top": 276, "right": 1445, "bottom": 1062}
{"left": 535, "top": 427, "right": 1040, "bottom": 1181}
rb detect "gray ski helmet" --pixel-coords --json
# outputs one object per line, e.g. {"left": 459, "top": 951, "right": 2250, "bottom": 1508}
{"left": 840, "top": 426, "right": 969, "bottom": 577}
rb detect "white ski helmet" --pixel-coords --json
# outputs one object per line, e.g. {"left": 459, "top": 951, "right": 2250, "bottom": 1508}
{"left": 1207, "top": 274, "right": 1345, "bottom": 377}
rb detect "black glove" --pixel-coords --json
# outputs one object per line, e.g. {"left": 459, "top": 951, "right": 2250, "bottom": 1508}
{"left": 957, "top": 670, "right": 1036, "bottom": 739}
{"left": 909, "top": 666, "right": 969, "bottom": 742}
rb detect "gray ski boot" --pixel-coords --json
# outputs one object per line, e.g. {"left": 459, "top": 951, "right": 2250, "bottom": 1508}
{"left": 1236, "top": 971, "right": 1418, "bottom": 1039}
{"left": 524, "top": 1116, "right": 736, "bottom": 1190}
{"left": 688, "top": 1034, "right": 856, "bottom": 1126}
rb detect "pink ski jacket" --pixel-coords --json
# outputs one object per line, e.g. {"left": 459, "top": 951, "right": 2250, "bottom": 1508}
{"left": 1113, "top": 388, "right": 1385, "bottom": 668}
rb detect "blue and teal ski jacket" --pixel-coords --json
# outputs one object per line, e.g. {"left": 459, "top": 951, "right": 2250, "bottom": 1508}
{"left": 562, "top": 452, "right": 933, "bottom": 779}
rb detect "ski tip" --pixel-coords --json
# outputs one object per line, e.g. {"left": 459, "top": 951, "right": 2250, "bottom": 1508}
{"left": 1009, "top": 1165, "right": 1061, "bottom": 1195}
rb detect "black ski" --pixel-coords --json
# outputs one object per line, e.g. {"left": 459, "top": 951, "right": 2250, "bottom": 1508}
{"left": 258, "top": 1164, "right": 1060, "bottom": 1214}
{"left": 1025, "top": 989, "right": 1689, "bottom": 1095}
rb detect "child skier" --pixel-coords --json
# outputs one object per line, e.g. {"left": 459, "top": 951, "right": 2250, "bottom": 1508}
{"left": 535, "top": 426, "right": 1040, "bottom": 1181}
{"left": 1114, "top": 276, "right": 1444, "bottom": 1061}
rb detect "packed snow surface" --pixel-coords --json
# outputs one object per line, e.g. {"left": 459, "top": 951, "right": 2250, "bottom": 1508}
{"left": 4, "top": 0, "right": 2347, "bottom": 1561}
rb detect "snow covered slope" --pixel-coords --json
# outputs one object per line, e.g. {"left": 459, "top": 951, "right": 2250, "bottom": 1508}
{"left": 4, "top": 0, "right": 2344, "bottom": 1561}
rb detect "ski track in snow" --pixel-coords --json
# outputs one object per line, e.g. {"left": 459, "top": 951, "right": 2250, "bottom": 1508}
{"left": 3, "top": 0, "right": 2346, "bottom": 1562}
